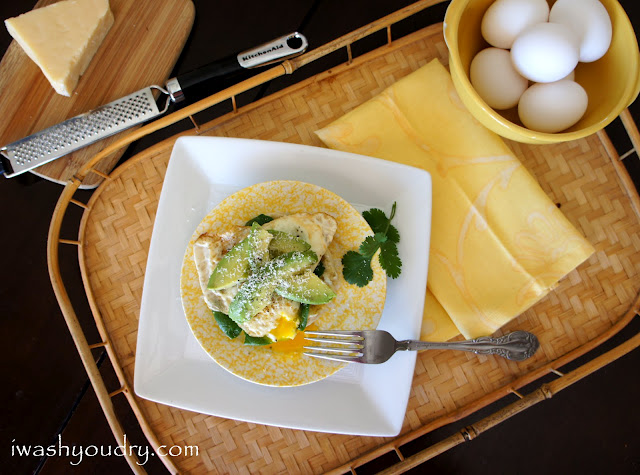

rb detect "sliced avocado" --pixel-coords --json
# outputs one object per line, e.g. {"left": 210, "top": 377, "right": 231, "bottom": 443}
{"left": 207, "top": 223, "right": 272, "bottom": 290}
{"left": 267, "top": 230, "right": 311, "bottom": 257}
{"left": 276, "top": 271, "right": 336, "bottom": 305}
{"left": 228, "top": 250, "right": 318, "bottom": 324}
{"left": 246, "top": 223, "right": 272, "bottom": 272}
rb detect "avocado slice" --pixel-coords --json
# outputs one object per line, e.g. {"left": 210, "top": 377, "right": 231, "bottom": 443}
{"left": 267, "top": 230, "right": 311, "bottom": 257}
{"left": 228, "top": 250, "right": 318, "bottom": 324}
{"left": 276, "top": 272, "right": 336, "bottom": 305}
{"left": 207, "top": 223, "right": 272, "bottom": 290}
{"left": 246, "top": 224, "right": 273, "bottom": 273}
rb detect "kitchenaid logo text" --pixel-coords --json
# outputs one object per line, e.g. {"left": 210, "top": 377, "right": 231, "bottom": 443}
{"left": 241, "top": 43, "right": 284, "bottom": 61}
{"left": 10, "top": 435, "right": 198, "bottom": 466}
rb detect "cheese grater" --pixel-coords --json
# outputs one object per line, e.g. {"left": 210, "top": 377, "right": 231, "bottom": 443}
{"left": 0, "top": 32, "right": 308, "bottom": 178}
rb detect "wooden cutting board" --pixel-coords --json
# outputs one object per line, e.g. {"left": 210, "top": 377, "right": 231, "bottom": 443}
{"left": 0, "top": 0, "right": 195, "bottom": 188}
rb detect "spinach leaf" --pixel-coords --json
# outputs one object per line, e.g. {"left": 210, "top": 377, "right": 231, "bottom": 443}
{"left": 213, "top": 311, "right": 242, "bottom": 339}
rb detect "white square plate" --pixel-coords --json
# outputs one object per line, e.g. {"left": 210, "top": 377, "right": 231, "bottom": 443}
{"left": 134, "top": 137, "right": 432, "bottom": 436}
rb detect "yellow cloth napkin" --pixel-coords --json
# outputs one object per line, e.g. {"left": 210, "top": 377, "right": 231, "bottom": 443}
{"left": 315, "top": 59, "right": 594, "bottom": 340}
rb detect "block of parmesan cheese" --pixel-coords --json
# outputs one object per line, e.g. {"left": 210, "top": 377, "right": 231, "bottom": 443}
{"left": 5, "top": 0, "right": 114, "bottom": 96}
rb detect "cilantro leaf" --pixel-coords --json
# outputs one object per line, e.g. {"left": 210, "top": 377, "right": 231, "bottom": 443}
{"left": 362, "top": 208, "right": 388, "bottom": 234}
{"left": 342, "top": 203, "right": 402, "bottom": 285}
{"left": 359, "top": 236, "right": 380, "bottom": 257}
{"left": 386, "top": 224, "right": 400, "bottom": 244}
{"left": 379, "top": 241, "right": 402, "bottom": 279}
{"left": 342, "top": 250, "right": 373, "bottom": 287}
{"left": 374, "top": 232, "right": 388, "bottom": 243}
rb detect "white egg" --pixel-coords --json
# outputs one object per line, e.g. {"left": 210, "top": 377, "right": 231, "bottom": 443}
{"left": 481, "top": 0, "right": 549, "bottom": 49}
{"left": 518, "top": 80, "right": 588, "bottom": 133}
{"left": 511, "top": 22, "right": 580, "bottom": 82}
{"left": 470, "top": 47, "right": 528, "bottom": 109}
{"left": 550, "top": 0, "right": 612, "bottom": 62}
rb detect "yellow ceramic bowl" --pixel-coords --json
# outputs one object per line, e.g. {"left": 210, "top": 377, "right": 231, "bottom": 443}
{"left": 444, "top": 0, "right": 640, "bottom": 144}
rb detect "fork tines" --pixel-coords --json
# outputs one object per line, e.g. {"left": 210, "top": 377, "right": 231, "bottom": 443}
{"left": 303, "top": 330, "right": 364, "bottom": 363}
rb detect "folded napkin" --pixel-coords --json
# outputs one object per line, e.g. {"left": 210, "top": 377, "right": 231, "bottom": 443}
{"left": 316, "top": 59, "right": 594, "bottom": 340}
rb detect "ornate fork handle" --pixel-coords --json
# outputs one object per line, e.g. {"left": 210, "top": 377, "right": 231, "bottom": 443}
{"left": 396, "top": 331, "right": 539, "bottom": 361}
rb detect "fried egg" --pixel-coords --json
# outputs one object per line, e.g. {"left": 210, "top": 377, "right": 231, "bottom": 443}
{"left": 193, "top": 212, "right": 337, "bottom": 341}
{"left": 262, "top": 212, "right": 337, "bottom": 258}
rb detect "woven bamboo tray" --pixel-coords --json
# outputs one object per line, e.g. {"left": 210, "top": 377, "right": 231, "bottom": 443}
{"left": 48, "top": 1, "right": 640, "bottom": 473}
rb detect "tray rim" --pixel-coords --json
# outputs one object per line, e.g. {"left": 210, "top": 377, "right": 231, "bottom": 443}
{"left": 76, "top": 125, "right": 640, "bottom": 473}
{"left": 45, "top": 1, "right": 640, "bottom": 473}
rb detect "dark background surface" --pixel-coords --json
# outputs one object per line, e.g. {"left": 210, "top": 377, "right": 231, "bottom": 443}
{"left": 1, "top": 0, "right": 639, "bottom": 474}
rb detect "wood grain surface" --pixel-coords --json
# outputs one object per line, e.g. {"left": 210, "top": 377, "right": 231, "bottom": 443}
{"left": 0, "top": 0, "right": 194, "bottom": 188}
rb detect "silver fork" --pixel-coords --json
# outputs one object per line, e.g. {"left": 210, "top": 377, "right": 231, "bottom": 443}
{"left": 304, "top": 330, "right": 539, "bottom": 363}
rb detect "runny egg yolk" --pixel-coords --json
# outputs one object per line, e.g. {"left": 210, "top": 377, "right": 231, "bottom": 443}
{"left": 270, "top": 315, "right": 299, "bottom": 341}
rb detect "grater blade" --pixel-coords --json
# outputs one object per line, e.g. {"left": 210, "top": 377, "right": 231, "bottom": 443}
{"left": 0, "top": 86, "right": 168, "bottom": 178}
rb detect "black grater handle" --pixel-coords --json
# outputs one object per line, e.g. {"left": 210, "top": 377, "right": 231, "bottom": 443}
{"left": 168, "top": 32, "right": 308, "bottom": 103}
{"left": 176, "top": 55, "right": 242, "bottom": 91}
